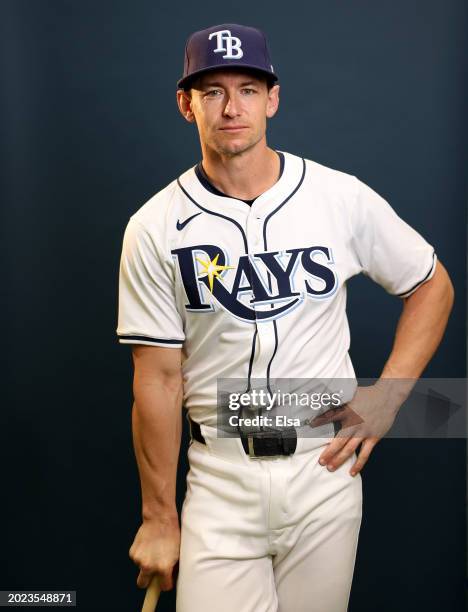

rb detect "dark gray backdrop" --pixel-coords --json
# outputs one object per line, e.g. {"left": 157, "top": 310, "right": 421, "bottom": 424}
{"left": 1, "top": 1, "right": 466, "bottom": 610}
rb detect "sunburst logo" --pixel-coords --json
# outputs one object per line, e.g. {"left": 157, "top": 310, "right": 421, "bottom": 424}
{"left": 196, "top": 254, "right": 235, "bottom": 293}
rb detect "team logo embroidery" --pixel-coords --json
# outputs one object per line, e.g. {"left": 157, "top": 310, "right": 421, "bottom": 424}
{"left": 171, "top": 244, "right": 338, "bottom": 323}
{"left": 208, "top": 30, "right": 244, "bottom": 59}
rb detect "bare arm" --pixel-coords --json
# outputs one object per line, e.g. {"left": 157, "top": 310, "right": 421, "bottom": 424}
{"left": 381, "top": 260, "right": 454, "bottom": 380}
{"left": 129, "top": 345, "right": 183, "bottom": 591}
{"left": 313, "top": 260, "right": 454, "bottom": 474}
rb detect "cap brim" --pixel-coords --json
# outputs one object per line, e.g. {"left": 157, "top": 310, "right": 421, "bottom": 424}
{"left": 177, "top": 64, "right": 278, "bottom": 90}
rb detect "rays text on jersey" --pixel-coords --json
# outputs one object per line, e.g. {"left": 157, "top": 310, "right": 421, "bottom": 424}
{"left": 171, "top": 244, "right": 338, "bottom": 322}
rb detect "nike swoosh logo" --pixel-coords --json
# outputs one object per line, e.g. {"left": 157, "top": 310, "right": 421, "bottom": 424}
{"left": 176, "top": 212, "right": 202, "bottom": 231}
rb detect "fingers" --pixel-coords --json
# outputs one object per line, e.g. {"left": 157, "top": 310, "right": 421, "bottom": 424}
{"left": 326, "top": 437, "right": 364, "bottom": 472}
{"left": 137, "top": 568, "right": 154, "bottom": 590}
{"left": 318, "top": 436, "right": 361, "bottom": 471}
{"left": 130, "top": 545, "right": 177, "bottom": 591}
{"left": 318, "top": 436, "right": 378, "bottom": 476}
{"left": 136, "top": 565, "right": 175, "bottom": 591}
{"left": 349, "top": 438, "right": 378, "bottom": 476}
{"left": 158, "top": 567, "right": 176, "bottom": 592}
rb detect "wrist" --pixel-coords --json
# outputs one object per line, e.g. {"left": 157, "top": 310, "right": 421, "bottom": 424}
{"left": 374, "top": 377, "right": 415, "bottom": 411}
{"left": 380, "top": 359, "right": 423, "bottom": 381}
{"left": 142, "top": 503, "right": 178, "bottom": 524}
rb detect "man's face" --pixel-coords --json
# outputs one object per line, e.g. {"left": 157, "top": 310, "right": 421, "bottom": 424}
{"left": 178, "top": 69, "right": 280, "bottom": 157}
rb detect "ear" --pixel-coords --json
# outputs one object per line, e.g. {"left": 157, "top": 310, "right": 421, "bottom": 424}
{"left": 266, "top": 84, "right": 280, "bottom": 119}
{"left": 176, "top": 89, "right": 196, "bottom": 123}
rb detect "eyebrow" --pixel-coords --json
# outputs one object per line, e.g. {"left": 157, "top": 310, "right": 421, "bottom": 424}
{"left": 201, "top": 80, "right": 259, "bottom": 88}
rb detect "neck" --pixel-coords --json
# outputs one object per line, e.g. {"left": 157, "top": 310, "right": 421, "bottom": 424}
{"left": 200, "top": 139, "right": 280, "bottom": 200}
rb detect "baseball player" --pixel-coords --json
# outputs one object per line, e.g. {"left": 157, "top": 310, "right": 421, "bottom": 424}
{"left": 117, "top": 23, "right": 454, "bottom": 612}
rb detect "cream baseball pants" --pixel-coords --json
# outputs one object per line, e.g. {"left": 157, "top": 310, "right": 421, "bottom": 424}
{"left": 176, "top": 423, "right": 362, "bottom": 612}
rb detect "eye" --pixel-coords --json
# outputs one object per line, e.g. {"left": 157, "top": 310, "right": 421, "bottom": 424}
{"left": 242, "top": 88, "right": 256, "bottom": 95}
{"left": 205, "top": 89, "right": 222, "bottom": 97}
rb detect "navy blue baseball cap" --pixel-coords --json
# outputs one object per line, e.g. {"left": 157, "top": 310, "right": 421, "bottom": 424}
{"left": 177, "top": 23, "right": 278, "bottom": 90}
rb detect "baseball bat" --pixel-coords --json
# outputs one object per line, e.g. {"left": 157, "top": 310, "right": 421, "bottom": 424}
{"left": 141, "top": 575, "right": 161, "bottom": 612}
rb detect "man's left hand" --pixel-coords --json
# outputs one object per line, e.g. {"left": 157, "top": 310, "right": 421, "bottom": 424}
{"left": 309, "top": 382, "right": 406, "bottom": 477}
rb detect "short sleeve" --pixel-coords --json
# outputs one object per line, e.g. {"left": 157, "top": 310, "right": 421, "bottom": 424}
{"left": 116, "top": 216, "right": 185, "bottom": 347}
{"left": 351, "top": 177, "right": 437, "bottom": 298}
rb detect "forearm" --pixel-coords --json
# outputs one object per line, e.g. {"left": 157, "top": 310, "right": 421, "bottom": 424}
{"left": 380, "top": 261, "right": 454, "bottom": 385}
{"left": 132, "top": 371, "right": 183, "bottom": 522}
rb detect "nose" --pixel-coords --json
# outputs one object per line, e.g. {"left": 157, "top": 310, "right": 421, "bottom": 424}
{"left": 223, "top": 94, "right": 241, "bottom": 118}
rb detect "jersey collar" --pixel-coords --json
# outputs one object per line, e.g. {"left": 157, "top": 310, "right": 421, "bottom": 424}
{"left": 194, "top": 150, "right": 285, "bottom": 205}
{"left": 177, "top": 151, "right": 306, "bottom": 220}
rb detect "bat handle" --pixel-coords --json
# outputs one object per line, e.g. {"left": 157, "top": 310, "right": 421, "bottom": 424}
{"left": 141, "top": 575, "right": 161, "bottom": 612}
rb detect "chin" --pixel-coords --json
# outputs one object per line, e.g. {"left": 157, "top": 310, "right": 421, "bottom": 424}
{"left": 215, "top": 138, "right": 257, "bottom": 157}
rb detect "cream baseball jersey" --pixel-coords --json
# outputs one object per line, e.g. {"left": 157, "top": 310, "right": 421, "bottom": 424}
{"left": 116, "top": 151, "right": 436, "bottom": 426}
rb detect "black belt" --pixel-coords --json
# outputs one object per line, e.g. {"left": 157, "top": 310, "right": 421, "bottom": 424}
{"left": 188, "top": 416, "right": 297, "bottom": 458}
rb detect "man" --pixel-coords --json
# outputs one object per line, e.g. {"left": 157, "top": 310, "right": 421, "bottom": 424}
{"left": 116, "top": 23, "right": 454, "bottom": 612}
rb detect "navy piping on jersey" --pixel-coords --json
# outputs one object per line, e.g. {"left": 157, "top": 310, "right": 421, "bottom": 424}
{"left": 396, "top": 250, "right": 436, "bottom": 297}
{"left": 118, "top": 334, "right": 183, "bottom": 344}
{"left": 176, "top": 176, "right": 252, "bottom": 395}
{"left": 246, "top": 328, "right": 258, "bottom": 393}
{"left": 194, "top": 151, "right": 285, "bottom": 205}
{"left": 176, "top": 179, "right": 249, "bottom": 252}
{"left": 263, "top": 158, "right": 307, "bottom": 394}
{"left": 177, "top": 156, "right": 305, "bottom": 420}
{"left": 263, "top": 157, "right": 306, "bottom": 248}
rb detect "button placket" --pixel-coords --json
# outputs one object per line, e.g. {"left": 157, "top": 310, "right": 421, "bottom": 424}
{"left": 246, "top": 211, "right": 264, "bottom": 318}
{"left": 245, "top": 210, "right": 277, "bottom": 381}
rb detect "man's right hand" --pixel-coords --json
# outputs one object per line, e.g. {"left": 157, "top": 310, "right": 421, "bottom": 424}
{"left": 129, "top": 515, "right": 181, "bottom": 591}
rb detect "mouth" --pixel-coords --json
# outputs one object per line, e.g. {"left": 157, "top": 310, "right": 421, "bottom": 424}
{"left": 219, "top": 126, "right": 248, "bottom": 132}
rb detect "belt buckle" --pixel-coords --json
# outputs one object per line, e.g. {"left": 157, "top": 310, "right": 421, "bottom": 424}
{"left": 247, "top": 431, "right": 282, "bottom": 458}
{"left": 247, "top": 433, "right": 276, "bottom": 459}
{"left": 246, "top": 428, "right": 297, "bottom": 458}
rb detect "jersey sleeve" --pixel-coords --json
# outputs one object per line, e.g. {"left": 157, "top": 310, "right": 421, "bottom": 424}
{"left": 350, "top": 177, "right": 437, "bottom": 297}
{"left": 116, "top": 216, "right": 185, "bottom": 347}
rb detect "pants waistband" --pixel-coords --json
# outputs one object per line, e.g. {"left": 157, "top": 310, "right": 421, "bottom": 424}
{"left": 187, "top": 414, "right": 336, "bottom": 465}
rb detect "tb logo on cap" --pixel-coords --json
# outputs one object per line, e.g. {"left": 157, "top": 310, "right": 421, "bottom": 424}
{"left": 208, "top": 29, "right": 244, "bottom": 59}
